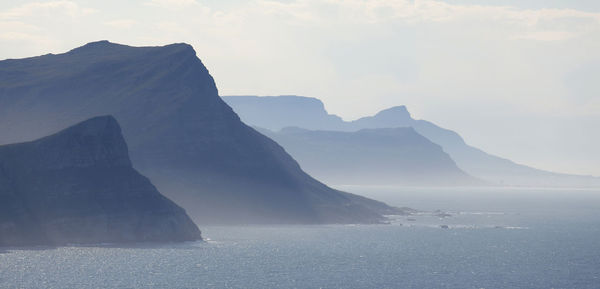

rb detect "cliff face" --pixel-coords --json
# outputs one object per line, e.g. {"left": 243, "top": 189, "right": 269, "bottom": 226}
{"left": 0, "top": 116, "right": 201, "bottom": 246}
{"left": 0, "top": 41, "right": 397, "bottom": 224}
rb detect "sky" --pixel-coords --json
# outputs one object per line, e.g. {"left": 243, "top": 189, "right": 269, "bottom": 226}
{"left": 1, "top": 0, "right": 599, "bottom": 176}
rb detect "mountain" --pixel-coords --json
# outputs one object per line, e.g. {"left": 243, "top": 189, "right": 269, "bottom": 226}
{"left": 258, "top": 126, "right": 481, "bottom": 186}
{"left": 223, "top": 95, "right": 347, "bottom": 131}
{"left": 351, "top": 107, "right": 600, "bottom": 187}
{"left": 0, "top": 116, "right": 201, "bottom": 246}
{"left": 223, "top": 95, "right": 600, "bottom": 187}
{"left": 0, "top": 41, "right": 401, "bottom": 225}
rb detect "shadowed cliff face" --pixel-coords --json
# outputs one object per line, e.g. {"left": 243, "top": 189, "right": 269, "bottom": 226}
{"left": 0, "top": 41, "right": 398, "bottom": 224}
{"left": 0, "top": 116, "right": 201, "bottom": 246}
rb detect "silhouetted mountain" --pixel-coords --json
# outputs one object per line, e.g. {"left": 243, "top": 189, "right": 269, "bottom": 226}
{"left": 0, "top": 116, "right": 201, "bottom": 246}
{"left": 224, "top": 95, "right": 480, "bottom": 186}
{"left": 258, "top": 127, "right": 481, "bottom": 186}
{"left": 0, "top": 41, "right": 401, "bottom": 225}
{"left": 223, "top": 95, "right": 347, "bottom": 131}
{"left": 352, "top": 106, "right": 413, "bottom": 128}
{"left": 223, "top": 95, "right": 600, "bottom": 187}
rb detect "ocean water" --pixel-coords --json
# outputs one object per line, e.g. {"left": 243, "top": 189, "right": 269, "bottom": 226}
{"left": 1, "top": 187, "right": 600, "bottom": 288}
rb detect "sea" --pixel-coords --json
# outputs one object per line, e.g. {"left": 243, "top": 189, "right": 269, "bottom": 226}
{"left": 1, "top": 187, "right": 599, "bottom": 289}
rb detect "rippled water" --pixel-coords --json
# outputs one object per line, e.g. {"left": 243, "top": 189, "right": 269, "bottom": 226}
{"left": 1, "top": 187, "right": 599, "bottom": 288}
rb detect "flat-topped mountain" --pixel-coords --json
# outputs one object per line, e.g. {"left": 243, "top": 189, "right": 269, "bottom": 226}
{"left": 0, "top": 116, "right": 201, "bottom": 246}
{"left": 223, "top": 95, "right": 347, "bottom": 131}
{"left": 223, "top": 95, "right": 600, "bottom": 187}
{"left": 0, "top": 41, "right": 400, "bottom": 224}
{"left": 258, "top": 127, "right": 481, "bottom": 186}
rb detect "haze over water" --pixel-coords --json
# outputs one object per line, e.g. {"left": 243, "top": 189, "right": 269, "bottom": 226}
{"left": 2, "top": 187, "right": 599, "bottom": 289}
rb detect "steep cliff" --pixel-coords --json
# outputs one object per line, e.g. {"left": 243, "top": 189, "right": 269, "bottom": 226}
{"left": 0, "top": 116, "right": 201, "bottom": 246}
{"left": 0, "top": 41, "right": 399, "bottom": 224}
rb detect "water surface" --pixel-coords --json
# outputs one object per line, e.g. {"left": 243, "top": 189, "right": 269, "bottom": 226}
{"left": 1, "top": 187, "right": 599, "bottom": 288}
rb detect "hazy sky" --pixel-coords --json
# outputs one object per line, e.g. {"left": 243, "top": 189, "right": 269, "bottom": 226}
{"left": 1, "top": 0, "right": 599, "bottom": 176}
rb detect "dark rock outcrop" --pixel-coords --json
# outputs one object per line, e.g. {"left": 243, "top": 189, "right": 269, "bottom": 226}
{"left": 0, "top": 116, "right": 201, "bottom": 246}
{"left": 0, "top": 41, "right": 399, "bottom": 225}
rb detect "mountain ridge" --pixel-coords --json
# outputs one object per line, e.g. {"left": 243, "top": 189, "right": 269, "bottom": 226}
{"left": 257, "top": 126, "right": 483, "bottom": 186}
{"left": 0, "top": 116, "right": 202, "bottom": 246}
{"left": 0, "top": 41, "right": 403, "bottom": 225}
{"left": 223, "top": 95, "right": 600, "bottom": 187}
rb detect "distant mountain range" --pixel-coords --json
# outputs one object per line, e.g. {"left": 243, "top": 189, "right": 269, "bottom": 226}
{"left": 257, "top": 126, "right": 481, "bottom": 186}
{"left": 223, "top": 95, "right": 600, "bottom": 187}
{"left": 0, "top": 116, "right": 201, "bottom": 246}
{"left": 0, "top": 41, "right": 403, "bottom": 225}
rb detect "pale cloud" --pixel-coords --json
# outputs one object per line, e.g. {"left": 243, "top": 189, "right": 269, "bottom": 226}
{"left": 0, "top": 31, "right": 32, "bottom": 41}
{"left": 145, "top": 0, "right": 200, "bottom": 9}
{"left": 513, "top": 30, "right": 579, "bottom": 41}
{"left": 104, "top": 19, "right": 137, "bottom": 29}
{"left": 252, "top": 0, "right": 600, "bottom": 41}
{"left": 0, "top": 20, "right": 53, "bottom": 54}
{"left": 0, "top": 0, "right": 96, "bottom": 20}
{"left": 0, "top": 20, "right": 40, "bottom": 35}
{"left": 0, "top": 1, "right": 98, "bottom": 59}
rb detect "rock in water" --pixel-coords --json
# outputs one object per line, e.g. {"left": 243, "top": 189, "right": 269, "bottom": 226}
{"left": 0, "top": 116, "right": 201, "bottom": 246}
{"left": 0, "top": 41, "right": 397, "bottom": 224}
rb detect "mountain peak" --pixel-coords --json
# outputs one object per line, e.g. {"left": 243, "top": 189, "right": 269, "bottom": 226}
{"left": 34, "top": 115, "right": 131, "bottom": 169}
{"left": 66, "top": 41, "right": 196, "bottom": 58}
{"left": 374, "top": 105, "right": 412, "bottom": 120}
{"left": 349, "top": 105, "right": 413, "bottom": 128}
{"left": 163, "top": 42, "right": 195, "bottom": 52}
{"left": 49, "top": 115, "right": 122, "bottom": 145}
{"left": 85, "top": 40, "right": 112, "bottom": 46}
{"left": 0, "top": 116, "right": 202, "bottom": 246}
{"left": 68, "top": 40, "right": 125, "bottom": 53}
{"left": 60, "top": 115, "right": 120, "bottom": 134}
